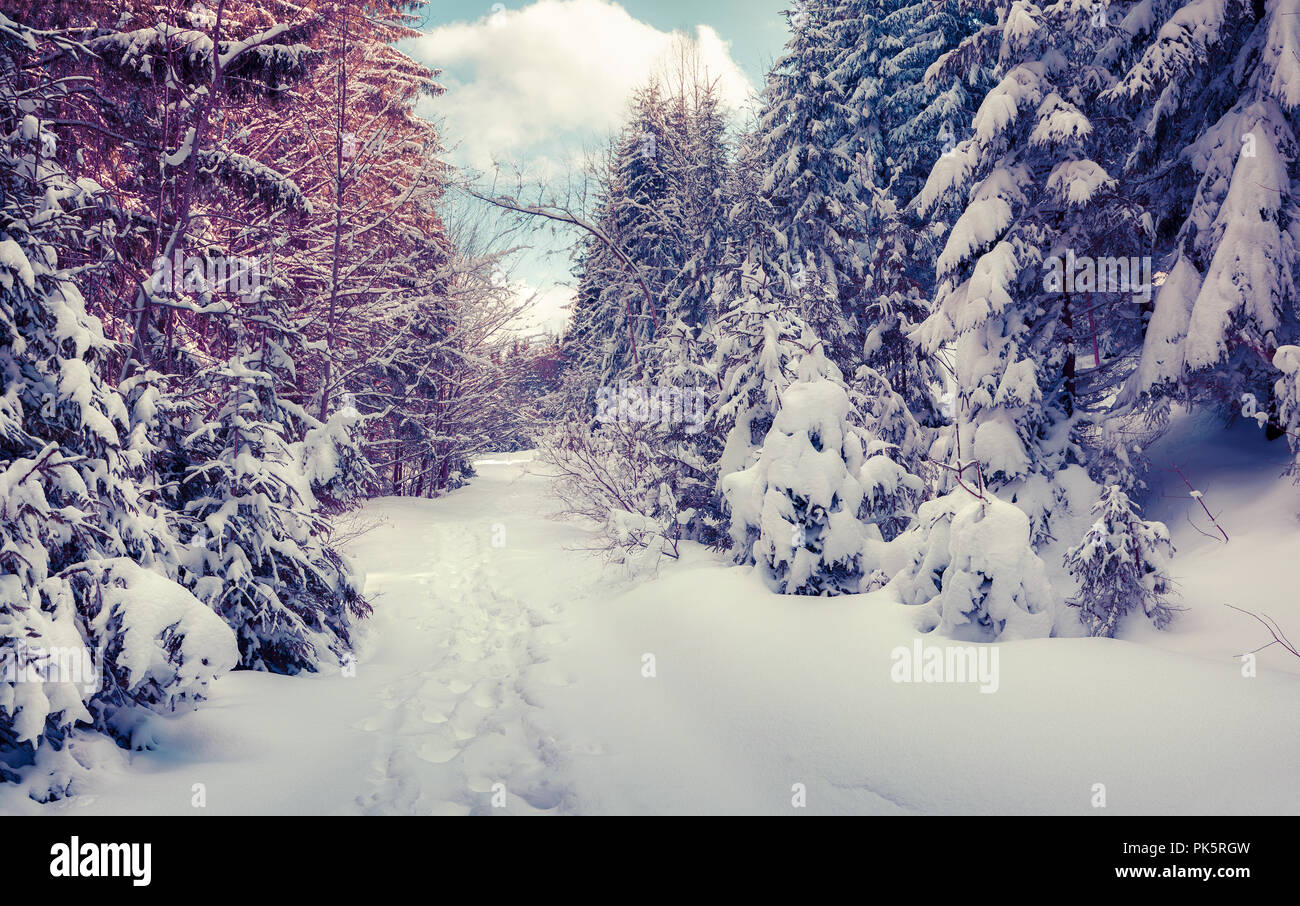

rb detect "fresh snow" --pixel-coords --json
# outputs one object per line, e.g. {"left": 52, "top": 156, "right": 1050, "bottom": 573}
{"left": 6, "top": 441, "right": 1299, "bottom": 816}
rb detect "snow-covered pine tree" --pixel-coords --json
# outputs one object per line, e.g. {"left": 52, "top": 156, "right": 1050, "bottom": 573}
{"left": 658, "top": 46, "right": 734, "bottom": 340}
{"left": 1109, "top": 0, "right": 1300, "bottom": 429}
{"left": 755, "top": 0, "right": 986, "bottom": 390}
{"left": 553, "top": 63, "right": 738, "bottom": 548}
{"left": 1, "top": 17, "right": 236, "bottom": 793}
{"left": 878, "top": 0, "right": 992, "bottom": 206}
{"left": 1065, "top": 484, "right": 1178, "bottom": 637}
{"left": 912, "top": 0, "right": 1147, "bottom": 545}
{"left": 561, "top": 83, "right": 683, "bottom": 398}
{"left": 614, "top": 82, "right": 684, "bottom": 347}
{"left": 754, "top": 2, "right": 972, "bottom": 558}
{"left": 642, "top": 316, "right": 728, "bottom": 547}
{"left": 892, "top": 490, "right": 969, "bottom": 606}
{"left": 169, "top": 262, "right": 368, "bottom": 674}
{"left": 83, "top": 3, "right": 372, "bottom": 673}
{"left": 779, "top": 5, "right": 965, "bottom": 519}
{"left": 711, "top": 147, "right": 811, "bottom": 486}
{"left": 711, "top": 255, "right": 809, "bottom": 544}
{"left": 720, "top": 341, "right": 869, "bottom": 595}
{"left": 642, "top": 60, "right": 734, "bottom": 546}
{"left": 300, "top": 396, "right": 374, "bottom": 513}
{"left": 755, "top": 0, "right": 873, "bottom": 374}
{"left": 858, "top": 2, "right": 991, "bottom": 434}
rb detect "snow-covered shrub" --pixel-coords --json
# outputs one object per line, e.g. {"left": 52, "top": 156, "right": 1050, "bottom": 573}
{"left": 81, "top": 560, "right": 237, "bottom": 726}
{"left": 890, "top": 491, "right": 968, "bottom": 606}
{"left": 893, "top": 484, "right": 1056, "bottom": 640}
{"left": 931, "top": 495, "right": 1056, "bottom": 641}
{"left": 721, "top": 346, "right": 869, "bottom": 595}
{"left": 0, "top": 460, "right": 221, "bottom": 780}
{"left": 539, "top": 416, "right": 694, "bottom": 573}
{"left": 1065, "top": 486, "right": 1178, "bottom": 637}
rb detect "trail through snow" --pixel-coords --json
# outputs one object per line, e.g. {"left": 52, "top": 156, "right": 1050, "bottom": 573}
{"left": 350, "top": 481, "right": 583, "bottom": 815}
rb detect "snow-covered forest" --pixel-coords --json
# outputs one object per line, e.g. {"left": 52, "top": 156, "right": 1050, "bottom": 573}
{"left": 1, "top": 0, "right": 1298, "bottom": 818}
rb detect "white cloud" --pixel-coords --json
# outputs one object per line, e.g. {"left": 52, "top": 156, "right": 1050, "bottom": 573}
{"left": 507, "top": 280, "right": 575, "bottom": 337}
{"left": 412, "top": 0, "right": 755, "bottom": 173}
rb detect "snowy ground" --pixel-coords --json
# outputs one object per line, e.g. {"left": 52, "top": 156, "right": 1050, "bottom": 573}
{"left": 6, "top": 429, "right": 1300, "bottom": 816}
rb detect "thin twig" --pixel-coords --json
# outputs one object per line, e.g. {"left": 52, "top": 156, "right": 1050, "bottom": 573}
{"left": 1224, "top": 603, "right": 1300, "bottom": 660}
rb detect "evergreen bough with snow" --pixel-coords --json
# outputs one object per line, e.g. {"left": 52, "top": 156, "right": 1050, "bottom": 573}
{"left": 1266, "top": 346, "right": 1300, "bottom": 474}
{"left": 1065, "top": 485, "right": 1178, "bottom": 638}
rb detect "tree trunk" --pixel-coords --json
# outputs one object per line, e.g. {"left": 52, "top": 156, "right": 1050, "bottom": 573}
{"left": 319, "top": 2, "right": 350, "bottom": 420}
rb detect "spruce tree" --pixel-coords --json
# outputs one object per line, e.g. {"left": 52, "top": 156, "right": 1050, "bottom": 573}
{"left": 720, "top": 342, "right": 869, "bottom": 595}
{"left": 1065, "top": 485, "right": 1178, "bottom": 637}
{"left": 755, "top": 0, "right": 873, "bottom": 373}
{"left": 912, "top": 0, "right": 1145, "bottom": 544}
{"left": 89, "top": 3, "right": 369, "bottom": 673}
{"left": 168, "top": 272, "right": 368, "bottom": 673}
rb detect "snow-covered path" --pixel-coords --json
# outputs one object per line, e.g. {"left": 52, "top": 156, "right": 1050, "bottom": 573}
{"left": 8, "top": 446, "right": 1300, "bottom": 816}
{"left": 346, "top": 465, "right": 589, "bottom": 815}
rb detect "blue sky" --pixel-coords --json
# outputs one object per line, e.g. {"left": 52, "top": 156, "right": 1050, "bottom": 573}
{"left": 398, "top": 0, "right": 793, "bottom": 334}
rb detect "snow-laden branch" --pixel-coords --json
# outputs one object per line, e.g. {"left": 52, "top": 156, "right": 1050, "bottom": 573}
{"left": 462, "top": 186, "right": 658, "bottom": 370}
